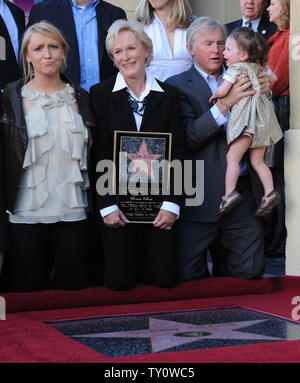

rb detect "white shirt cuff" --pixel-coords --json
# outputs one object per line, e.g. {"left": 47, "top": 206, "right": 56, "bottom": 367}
{"left": 211, "top": 104, "right": 228, "bottom": 126}
{"left": 100, "top": 202, "right": 180, "bottom": 219}
{"left": 161, "top": 201, "right": 180, "bottom": 219}
{"left": 100, "top": 204, "right": 119, "bottom": 218}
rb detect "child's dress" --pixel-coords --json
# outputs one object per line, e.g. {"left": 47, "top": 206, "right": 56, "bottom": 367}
{"left": 224, "top": 62, "right": 283, "bottom": 148}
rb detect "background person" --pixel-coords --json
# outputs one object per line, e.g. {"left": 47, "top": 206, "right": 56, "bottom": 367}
{"left": 0, "top": 22, "right": 96, "bottom": 292}
{"left": 226, "top": 0, "right": 277, "bottom": 41}
{"left": 27, "top": 0, "right": 127, "bottom": 92}
{"left": 0, "top": 0, "right": 25, "bottom": 90}
{"left": 135, "top": 0, "right": 194, "bottom": 81}
{"left": 90, "top": 19, "right": 183, "bottom": 291}
{"left": 262, "top": 0, "right": 290, "bottom": 258}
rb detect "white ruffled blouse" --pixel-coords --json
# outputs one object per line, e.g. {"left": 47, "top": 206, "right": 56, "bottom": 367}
{"left": 9, "top": 84, "right": 90, "bottom": 224}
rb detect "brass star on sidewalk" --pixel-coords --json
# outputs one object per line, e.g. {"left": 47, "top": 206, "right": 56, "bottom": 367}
{"left": 72, "top": 318, "right": 282, "bottom": 353}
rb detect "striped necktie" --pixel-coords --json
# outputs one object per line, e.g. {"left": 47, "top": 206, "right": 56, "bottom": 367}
{"left": 245, "top": 20, "right": 252, "bottom": 29}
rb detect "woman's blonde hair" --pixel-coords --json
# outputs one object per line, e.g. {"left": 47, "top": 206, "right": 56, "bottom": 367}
{"left": 20, "top": 21, "right": 69, "bottom": 82}
{"left": 135, "top": 0, "right": 192, "bottom": 30}
{"left": 106, "top": 19, "right": 153, "bottom": 67}
{"left": 276, "top": 0, "right": 290, "bottom": 29}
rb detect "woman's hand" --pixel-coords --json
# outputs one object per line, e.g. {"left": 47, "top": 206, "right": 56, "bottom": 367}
{"left": 103, "top": 210, "right": 129, "bottom": 228}
{"left": 220, "top": 73, "right": 256, "bottom": 115}
{"left": 153, "top": 209, "right": 177, "bottom": 230}
{"left": 258, "top": 70, "right": 271, "bottom": 97}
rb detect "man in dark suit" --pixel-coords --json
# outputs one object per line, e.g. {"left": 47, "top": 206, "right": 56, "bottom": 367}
{"left": 27, "top": 0, "right": 127, "bottom": 92}
{"left": 166, "top": 16, "right": 265, "bottom": 281}
{"left": 226, "top": 0, "right": 276, "bottom": 41}
{"left": 0, "top": 0, "right": 25, "bottom": 90}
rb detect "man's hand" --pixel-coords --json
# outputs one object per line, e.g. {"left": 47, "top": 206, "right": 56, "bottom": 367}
{"left": 220, "top": 73, "right": 255, "bottom": 114}
{"left": 258, "top": 70, "right": 271, "bottom": 96}
{"left": 103, "top": 210, "right": 129, "bottom": 228}
{"left": 153, "top": 209, "right": 177, "bottom": 230}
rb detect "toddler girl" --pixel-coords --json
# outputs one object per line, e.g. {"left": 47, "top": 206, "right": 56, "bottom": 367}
{"left": 210, "top": 27, "right": 283, "bottom": 217}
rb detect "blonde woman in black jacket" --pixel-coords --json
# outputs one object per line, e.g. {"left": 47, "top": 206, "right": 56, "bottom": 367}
{"left": 0, "top": 22, "right": 96, "bottom": 292}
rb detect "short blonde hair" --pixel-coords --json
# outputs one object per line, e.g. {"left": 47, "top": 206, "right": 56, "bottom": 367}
{"left": 135, "top": 0, "right": 192, "bottom": 30}
{"left": 106, "top": 19, "right": 153, "bottom": 67}
{"left": 20, "top": 21, "right": 69, "bottom": 82}
{"left": 276, "top": 0, "right": 290, "bottom": 29}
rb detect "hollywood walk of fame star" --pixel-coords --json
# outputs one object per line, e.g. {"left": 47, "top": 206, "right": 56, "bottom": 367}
{"left": 72, "top": 317, "right": 283, "bottom": 353}
{"left": 127, "top": 140, "right": 162, "bottom": 182}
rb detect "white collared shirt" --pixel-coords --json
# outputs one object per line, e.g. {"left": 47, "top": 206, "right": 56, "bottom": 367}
{"left": 100, "top": 69, "right": 180, "bottom": 219}
{"left": 112, "top": 68, "right": 164, "bottom": 131}
{"left": 242, "top": 16, "right": 261, "bottom": 31}
{"left": 193, "top": 64, "right": 228, "bottom": 127}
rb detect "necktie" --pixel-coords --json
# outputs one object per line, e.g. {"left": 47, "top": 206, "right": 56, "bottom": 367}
{"left": 245, "top": 20, "right": 252, "bottom": 29}
{"left": 127, "top": 91, "right": 146, "bottom": 117}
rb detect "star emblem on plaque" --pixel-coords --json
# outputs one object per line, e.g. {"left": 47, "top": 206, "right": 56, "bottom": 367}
{"left": 113, "top": 131, "right": 172, "bottom": 223}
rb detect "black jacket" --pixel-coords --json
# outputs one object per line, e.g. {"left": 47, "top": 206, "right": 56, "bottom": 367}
{"left": 226, "top": 12, "right": 277, "bottom": 41}
{"left": 90, "top": 76, "right": 184, "bottom": 212}
{"left": 0, "top": 77, "right": 96, "bottom": 250}
{"left": 27, "top": 0, "right": 127, "bottom": 86}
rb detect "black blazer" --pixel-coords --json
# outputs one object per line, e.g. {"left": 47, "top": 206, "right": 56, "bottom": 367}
{"left": 90, "top": 76, "right": 184, "bottom": 212}
{"left": 0, "top": 0, "right": 25, "bottom": 89}
{"left": 226, "top": 12, "right": 277, "bottom": 41}
{"left": 27, "top": 0, "right": 127, "bottom": 85}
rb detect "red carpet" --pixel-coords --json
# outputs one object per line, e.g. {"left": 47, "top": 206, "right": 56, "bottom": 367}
{"left": 1, "top": 276, "right": 300, "bottom": 363}
{"left": 3, "top": 276, "right": 275, "bottom": 313}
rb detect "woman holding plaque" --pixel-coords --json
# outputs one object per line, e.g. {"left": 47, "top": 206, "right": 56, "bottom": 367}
{"left": 90, "top": 19, "right": 183, "bottom": 291}
{"left": 0, "top": 22, "right": 95, "bottom": 292}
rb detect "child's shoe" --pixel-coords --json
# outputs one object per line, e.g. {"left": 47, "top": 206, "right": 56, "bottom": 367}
{"left": 217, "top": 190, "right": 242, "bottom": 216}
{"left": 255, "top": 190, "right": 280, "bottom": 217}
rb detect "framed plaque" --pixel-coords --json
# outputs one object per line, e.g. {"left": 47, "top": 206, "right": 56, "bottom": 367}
{"left": 113, "top": 130, "right": 172, "bottom": 223}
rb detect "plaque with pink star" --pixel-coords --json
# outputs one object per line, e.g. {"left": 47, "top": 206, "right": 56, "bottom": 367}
{"left": 113, "top": 131, "right": 172, "bottom": 223}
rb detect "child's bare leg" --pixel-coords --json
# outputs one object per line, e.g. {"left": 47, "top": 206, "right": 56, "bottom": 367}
{"left": 225, "top": 135, "right": 252, "bottom": 196}
{"left": 249, "top": 146, "right": 273, "bottom": 195}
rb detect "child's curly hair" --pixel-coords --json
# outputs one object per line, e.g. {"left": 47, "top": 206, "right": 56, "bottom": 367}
{"left": 229, "top": 27, "right": 270, "bottom": 67}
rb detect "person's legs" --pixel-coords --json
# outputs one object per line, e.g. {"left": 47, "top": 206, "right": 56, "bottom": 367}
{"left": 141, "top": 224, "right": 178, "bottom": 288}
{"left": 225, "top": 136, "right": 252, "bottom": 196}
{"left": 250, "top": 147, "right": 281, "bottom": 216}
{"left": 178, "top": 220, "right": 217, "bottom": 281}
{"left": 218, "top": 136, "right": 252, "bottom": 215}
{"left": 9, "top": 223, "right": 51, "bottom": 292}
{"left": 219, "top": 177, "right": 265, "bottom": 279}
{"left": 51, "top": 221, "right": 88, "bottom": 290}
{"left": 250, "top": 147, "right": 273, "bottom": 195}
{"left": 101, "top": 223, "right": 138, "bottom": 291}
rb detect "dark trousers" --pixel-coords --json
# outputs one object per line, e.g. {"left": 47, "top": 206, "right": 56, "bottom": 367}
{"left": 181, "top": 176, "right": 265, "bottom": 280}
{"left": 100, "top": 223, "right": 178, "bottom": 291}
{"left": 9, "top": 220, "right": 89, "bottom": 292}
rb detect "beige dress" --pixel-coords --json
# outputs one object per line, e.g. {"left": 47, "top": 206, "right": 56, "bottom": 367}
{"left": 9, "top": 84, "right": 90, "bottom": 224}
{"left": 225, "top": 62, "right": 283, "bottom": 148}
